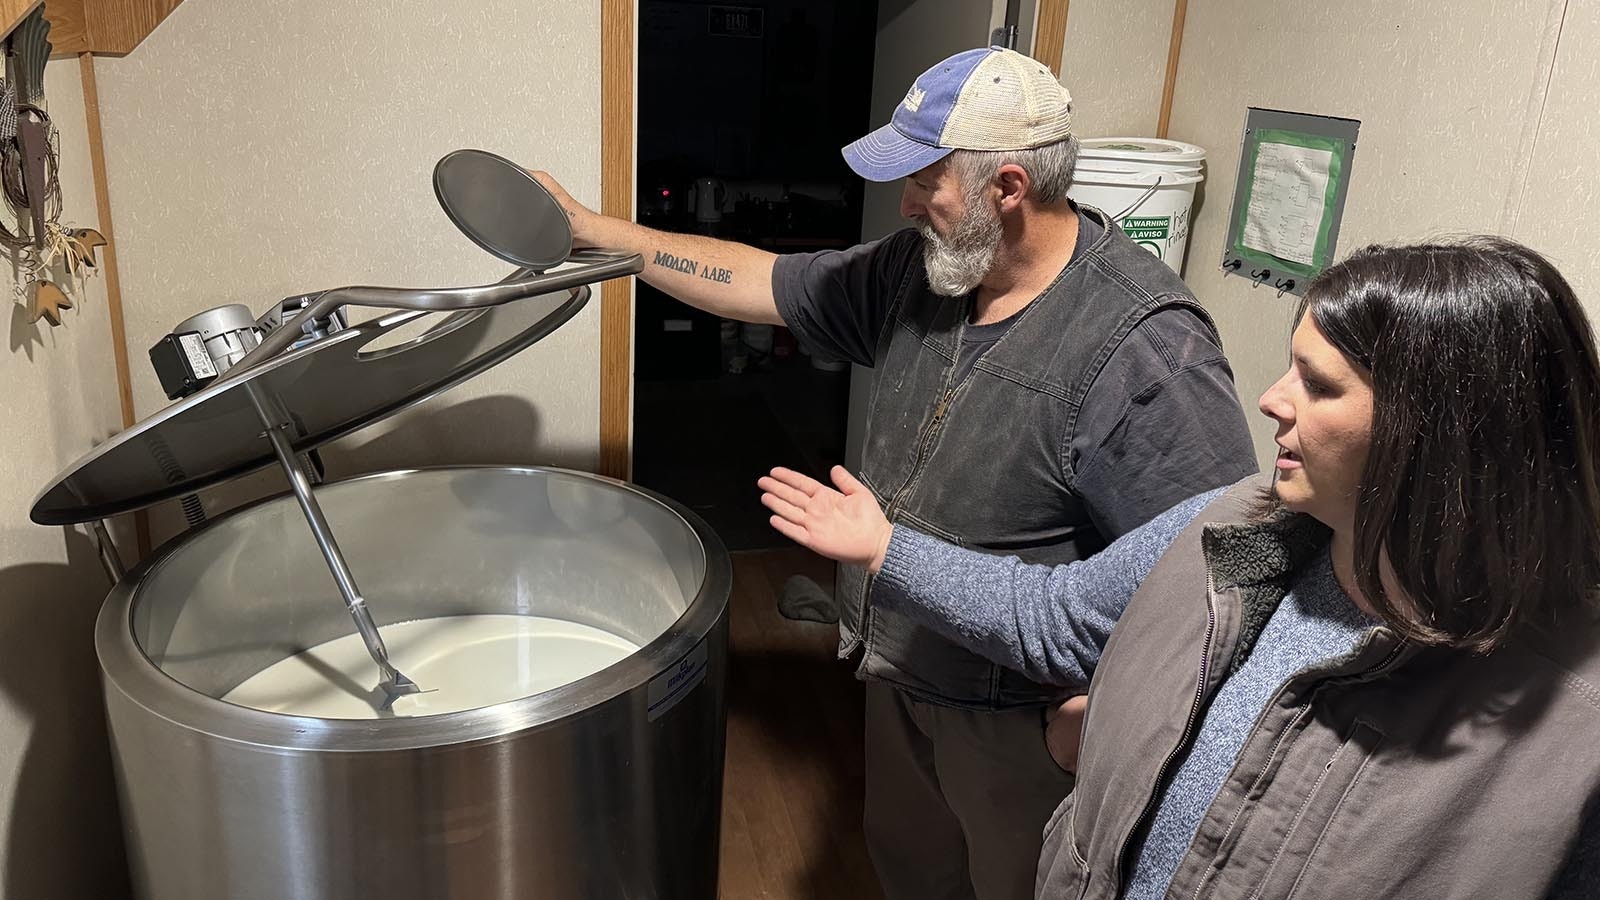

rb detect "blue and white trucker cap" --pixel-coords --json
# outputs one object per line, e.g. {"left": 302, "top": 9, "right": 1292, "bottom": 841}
{"left": 843, "top": 46, "right": 1074, "bottom": 183}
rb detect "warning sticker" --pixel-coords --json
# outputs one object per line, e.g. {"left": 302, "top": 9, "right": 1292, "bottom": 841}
{"left": 1120, "top": 216, "right": 1171, "bottom": 241}
{"left": 1121, "top": 215, "right": 1173, "bottom": 260}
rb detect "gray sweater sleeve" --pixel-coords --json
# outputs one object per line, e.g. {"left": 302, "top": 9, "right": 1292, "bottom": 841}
{"left": 871, "top": 487, "right": 1223, "bottom": 688}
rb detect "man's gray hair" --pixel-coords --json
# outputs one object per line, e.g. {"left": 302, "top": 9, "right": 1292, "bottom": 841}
{"left": 948, "top": 135, "right": 1080, "bottom": 205}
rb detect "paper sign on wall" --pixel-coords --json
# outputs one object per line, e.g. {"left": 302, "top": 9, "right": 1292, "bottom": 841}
{"left": 1243, "top": 142, "right": 1333, "bottom": 266}
{"left": 1221, "top": 109, "right": 1359, "bottom": 296}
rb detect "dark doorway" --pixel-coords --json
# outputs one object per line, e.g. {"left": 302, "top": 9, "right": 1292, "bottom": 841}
{"left": 633, "top": 0, "right": 879, "bottom": 550}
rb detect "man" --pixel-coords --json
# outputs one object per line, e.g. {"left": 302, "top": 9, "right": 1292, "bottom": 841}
{"left": 534, "top": 45, "right": 1256, "bottom": 900}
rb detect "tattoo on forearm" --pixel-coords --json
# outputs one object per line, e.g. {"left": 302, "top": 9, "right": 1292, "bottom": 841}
{"left": 653, "top": 250, "right": 733, "bottom": 285}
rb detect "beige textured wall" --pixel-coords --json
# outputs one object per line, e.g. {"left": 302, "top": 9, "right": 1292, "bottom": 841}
{"left": 1166, "top": 0, "right": 1564, "bottom": 467}
{"left": 0, "top": 60, "right": 131, "bottom": 900}
{"left": 1059, "top": 0, "right": 1171, "bottom": 138}
{"left": 93, "top": 0, "right": 605, "bottom": 538}
{"left": 1510, "top": 0, "right": 1600, "bottom": 325}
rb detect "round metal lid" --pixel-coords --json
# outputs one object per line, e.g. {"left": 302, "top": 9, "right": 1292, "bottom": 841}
{"left": 31, "top": 286, "right": 588, "bottom": 526}
{"left": 433, "top": 149, "right": 573, "bottom": 270}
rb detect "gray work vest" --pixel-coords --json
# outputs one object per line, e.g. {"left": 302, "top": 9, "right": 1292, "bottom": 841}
{"left": 842, "top": 207, "right": 1217, "bottom": 708}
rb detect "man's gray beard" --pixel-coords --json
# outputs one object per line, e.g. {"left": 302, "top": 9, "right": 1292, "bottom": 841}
{"left": 917, "top": 199, "right": 1003, "bottom": 298}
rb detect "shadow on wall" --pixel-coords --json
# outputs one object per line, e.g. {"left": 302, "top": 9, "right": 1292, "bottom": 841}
{"left": 9, "top": 300, "right": 50, "bottom": 361}
{"left": 323, "top": 393, "right": 595, "bottom": 476}
{"left": 877, "top": 0, "right": 924, "bottom": 22}
{"left": 7, "top": 245, "right": 94, "bottom": 360}
{"left": 0, "top": 527, "right": 131, "bottom": 899}
{"left": 143, "top": 393, "right": 594, "bottom": 546}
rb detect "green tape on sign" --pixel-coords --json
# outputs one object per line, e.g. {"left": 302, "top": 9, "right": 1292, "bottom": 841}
{"left": 1228, "top": 127, "right": 1348, "bottom": 279}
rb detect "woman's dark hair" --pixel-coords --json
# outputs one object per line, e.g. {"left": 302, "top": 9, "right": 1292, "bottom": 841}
{"left": 1300, "top": 237, "right": 1600, "bottom": 653}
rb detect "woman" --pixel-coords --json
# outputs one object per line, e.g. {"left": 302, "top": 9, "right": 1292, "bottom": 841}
{"left": 759, "top": 238, "right": 1600, "bottom": 899}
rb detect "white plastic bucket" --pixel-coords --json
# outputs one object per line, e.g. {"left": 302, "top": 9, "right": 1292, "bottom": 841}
{"left": 1068, "top": 137, "right": 1206, "bottom": 274}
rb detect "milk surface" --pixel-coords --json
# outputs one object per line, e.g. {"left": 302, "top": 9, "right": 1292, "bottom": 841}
{"left": 222, "top": 614, "right": 639, "bottom": 718}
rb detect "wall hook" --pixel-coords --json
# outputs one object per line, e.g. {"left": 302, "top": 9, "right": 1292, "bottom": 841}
{"left": 1274, "top": 278, "right": 1296, "bottom": 298}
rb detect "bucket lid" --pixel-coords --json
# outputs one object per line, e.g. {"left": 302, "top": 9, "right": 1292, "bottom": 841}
{"left": 30, "top": 150, "right": 641, "bottom": 527}
{"left": 1078, "top": 137, "right": 1206, "bottom": 164}
{"left": 1074, "top": 157, "right": 1203, "bottom": 176}
{"left": 1070, "top": 166, "right": 1204, "bottom": 187}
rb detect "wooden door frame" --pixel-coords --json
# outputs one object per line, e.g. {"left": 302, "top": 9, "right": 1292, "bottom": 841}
{"left": 1033, "top": 0, "right": 1069, "bottom": 75}
{"left": 598, "top": 0, "right": 634, "bottom": 480}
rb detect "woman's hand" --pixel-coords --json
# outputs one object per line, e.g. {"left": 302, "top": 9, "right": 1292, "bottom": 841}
{"left": 759, "top": 466, "right": 893, "bottom": 573}
{"left": 1044, "top": 694, "right": 1088, "bottom": 774}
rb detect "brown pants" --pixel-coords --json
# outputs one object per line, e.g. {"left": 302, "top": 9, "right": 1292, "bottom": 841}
{"left": 863, "top": 683, "right": 1075, "bottom": 900}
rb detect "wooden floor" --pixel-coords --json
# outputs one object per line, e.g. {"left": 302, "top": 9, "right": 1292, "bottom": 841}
{"left": 718, "top": 549, "right": 885, "bottom": 900}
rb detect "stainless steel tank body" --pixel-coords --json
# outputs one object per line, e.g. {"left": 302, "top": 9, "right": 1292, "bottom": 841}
{"left": 100, "top": 466, "right": 731, "bottom": 899}
{"left": 35, "top": 150, "right": 732, "bottom": 899}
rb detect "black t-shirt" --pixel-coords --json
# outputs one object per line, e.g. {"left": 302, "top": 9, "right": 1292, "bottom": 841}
{"left": 954, "top": 210, "right": 1103, "bottom": 382}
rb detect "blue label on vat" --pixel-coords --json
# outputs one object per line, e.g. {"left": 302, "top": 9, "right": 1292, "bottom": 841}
{"left": 646, "top": 640, "right": 709, "bottom": 722}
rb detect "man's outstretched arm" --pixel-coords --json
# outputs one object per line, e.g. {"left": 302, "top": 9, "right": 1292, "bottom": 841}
{"left": 532, "top": 171, "right": 783, "bottom": 325}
